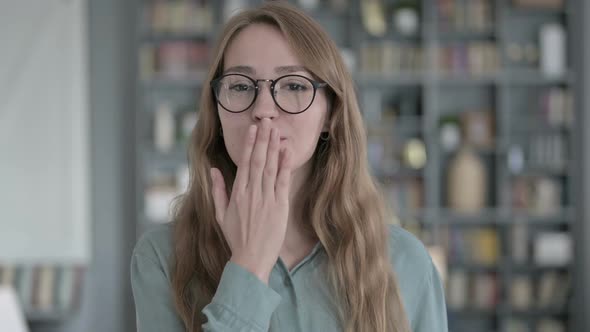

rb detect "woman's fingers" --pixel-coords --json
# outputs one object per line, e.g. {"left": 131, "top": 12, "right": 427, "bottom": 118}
{"left": 233, "top": 125, "right": 257, "bottom": 193}
{"left": 249, "top": 118, "right": 271, "bottom": 192}
{"left": 210, "top": 167, "right": 228, "bottom": 225}
{"left": 262, "top": 128, "right": 280, "bottom": 198}
{"left": 275, "top": 148, "right": 292, "bottom": 203}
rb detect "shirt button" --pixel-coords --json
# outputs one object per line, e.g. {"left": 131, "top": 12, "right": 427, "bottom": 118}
{"left": 284, "top": 277, "right": 292, "bottom": 287}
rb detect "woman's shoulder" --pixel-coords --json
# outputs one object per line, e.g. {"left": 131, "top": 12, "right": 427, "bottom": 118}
{"left": 386, "top": 223, "right": 439, "bottom": 313}
{"left": 388, "top": 225, "right": 434, "bottom": 290}
{"left": 132, "top": 222, "right": 175, "bottom": 277}
{"left": 386, "top": 224, "right": 449, "bottom": 330}
{"left": 386, "top": 223, "right": 432, "bottom": 272}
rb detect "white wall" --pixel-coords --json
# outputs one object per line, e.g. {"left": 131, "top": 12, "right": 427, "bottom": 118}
{"left": 0, "top": 0, "right": 90, "bottom": 263}
{"left": 31, "top": 0, "right": 136, "bottom": 330}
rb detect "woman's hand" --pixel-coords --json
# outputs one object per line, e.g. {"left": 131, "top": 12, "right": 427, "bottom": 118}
{"left": 210, "top": 118, "right": 292, "bottom": 284}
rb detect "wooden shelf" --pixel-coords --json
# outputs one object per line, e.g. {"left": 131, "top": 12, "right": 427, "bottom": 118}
{"left": 134, "top": 1, "right": 582, "bottom": 330}
{"left": 141, "top": 31, "right": 213, "bottom": 43}
{"left": 448, "top": 308, "right": 500, "bottom": 317}
{"left": 354, "top": 72, "right": 425, "bottom": 86}
{"left": 141, "top": 75, "right": 207, "bottom": 89}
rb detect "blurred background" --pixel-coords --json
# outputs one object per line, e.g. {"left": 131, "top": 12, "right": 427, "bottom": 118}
{"left": 0, "top": 0, "right": 588, "bottom": 331}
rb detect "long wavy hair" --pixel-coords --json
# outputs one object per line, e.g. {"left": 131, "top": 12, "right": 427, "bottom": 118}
{"left": 171, "top": 2, "right": 411, "bottom": 332}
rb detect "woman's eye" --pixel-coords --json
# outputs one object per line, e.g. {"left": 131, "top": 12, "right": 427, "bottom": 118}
{"left": 286, "top": 83, "right": 307, "bottom": 91}
{"left": 229, "top": 84, "right": 252, "bottom": 92}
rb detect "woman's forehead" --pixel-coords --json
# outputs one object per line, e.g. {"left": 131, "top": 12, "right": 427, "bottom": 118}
{"left": 222, "top": 65, "right": 310, "bottom": 76}
{"left": 221, "top": 24, "right": 321, "bottom": 80}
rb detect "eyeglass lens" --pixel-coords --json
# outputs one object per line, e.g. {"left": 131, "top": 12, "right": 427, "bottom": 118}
{"left": 214, "top": 74, "right": 317, "bottom": 114}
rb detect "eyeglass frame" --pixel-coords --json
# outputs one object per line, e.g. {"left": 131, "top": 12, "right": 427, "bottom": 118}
{"left": 210, "top": 73, "right": 328, "bottom": 115}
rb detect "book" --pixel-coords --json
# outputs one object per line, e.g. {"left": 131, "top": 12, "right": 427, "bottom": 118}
{"left": 0, "top": 266, "right": 16, "bottom": 287}
{"left": 37, "top": 266, "right": 56, "bottom": 311}
{"left": 56, "top": 266, "right": 74, "bottom": 311}
{"left": 447, "top": 269, "right": 468, "bottom": 309}
{"left": 511, "top": 222, "right": 529, "bottom": 264}
{"left": 472, "top": 273, "right": 497, "bottom": 309}
{"left": 470, "top": 229, "right": 500, "bottom": 265}
{"left": 537, "top": 318, "right": 565, "bottom": 332}
{"left": 537, "top": 271, "right": 570, "bottom": 309}
{"left": 510, "top": 275, "right": 533, "bottom": 310}
{"left": 70, "top": 266, "right": 85, "bottom": 310}
{"left": 502, "top": 318, "right": 528, "bottom": 332}
{"left": 15, "top": 266, "right": 33, "bottom": 311}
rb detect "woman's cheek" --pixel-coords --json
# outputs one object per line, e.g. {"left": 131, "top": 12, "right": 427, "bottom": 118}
{"left": 223, "top": 134, "right": 241, "bottom": 166}
{"left": 229, "top": 126, "right": 253, "bottom": 165}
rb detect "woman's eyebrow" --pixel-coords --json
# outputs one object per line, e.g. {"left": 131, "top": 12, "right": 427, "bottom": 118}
{"left": 275, "top": 65, "right": 307, "bottom": 75}
{"left": 222, "top": 65, "right": 308, "bottom": 75}
{"left": 223, "top": 66, "right": 255, "bottom": 74}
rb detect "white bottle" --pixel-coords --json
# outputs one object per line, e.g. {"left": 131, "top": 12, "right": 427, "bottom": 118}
{"left": 540, "top": 23, "right": 566, "bottom": 77}
{"left": 154, "top": 102, "right": 176, "bottom": 153}
{"left": 448, "top": 146, "right": 487, "bottom": 213}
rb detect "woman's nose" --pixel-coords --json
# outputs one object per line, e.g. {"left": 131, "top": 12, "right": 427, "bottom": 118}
{"left": 251, "top": 82, "right": 280, "bottom": 120}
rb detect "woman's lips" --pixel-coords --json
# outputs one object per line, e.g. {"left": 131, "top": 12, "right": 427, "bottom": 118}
{"left": 280, "top": 137, "right": 287, "bottom": 141}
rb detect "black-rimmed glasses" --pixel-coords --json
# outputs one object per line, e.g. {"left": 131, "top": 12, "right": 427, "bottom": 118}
{"left": 210, "top": 74, "right": 328, "bottom": 114}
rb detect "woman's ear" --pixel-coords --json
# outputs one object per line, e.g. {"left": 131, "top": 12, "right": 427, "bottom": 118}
{"left": 322, "top": 116, "right": 330, "bottom": 132}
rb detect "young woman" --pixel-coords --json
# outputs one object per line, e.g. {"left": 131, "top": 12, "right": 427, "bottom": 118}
{"left": 131, "top": 2, "right": 448, "bottom": 332}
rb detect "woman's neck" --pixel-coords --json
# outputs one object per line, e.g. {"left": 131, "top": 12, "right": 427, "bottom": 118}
{"left": 280, "top": 161, "right": 319, "bottom": 270}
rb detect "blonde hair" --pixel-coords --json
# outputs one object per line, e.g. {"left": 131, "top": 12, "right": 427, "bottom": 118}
{"left": 171, "top": 2, "right": 411, "bottom": 331}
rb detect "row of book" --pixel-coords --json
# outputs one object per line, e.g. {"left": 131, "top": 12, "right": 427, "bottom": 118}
{"left": 512, "top": 225, "right": 572, "bottom": 267}
{"left": 447, "top": 228, "right": 500, "bottom": 265}
{"left": 152, "top": 102, "right": 198, "bottom": 153}
{"left": 446, "top": 270, "right": 569, "bottom": 311}
{"left": 142, "top": 1, "right": 214, "bottom": 35}
{"left": 403, "top": 224, "right": 572, "bottom": 267}
{"left": 539, "top": 88, "right": 574, "bottom": 128}
{"left": 447, "top": 272, "right": 499, "bottom": 310}
{"left": 139, "top": 42, "right": 210, "bottom": 81}
{"left": 145, "top": 166, "right": 189, "bottom": 223}
{"left": 509, "top": 272, "right": 570, "bottom": 311}
{"left": 524, "top": 133, "right": 568, "bottom": 173}
{"left": 400, "top": 224, "right": 501, "bottom": 268}
{"left": 368, "top": 133, "right": 427, "bottom": 175}
{"left": 504, "top": 318, "right": 566, "bottom": 332}
{"left": 451, "top": 317, "right": 566, "bottom": 332}
{"left": 512, "top": 176, "right": 565, "bottom": 216}
{"left": 382, "top": 179, "right": 424, "bottom": 219}
{"left": 359, "top": 42, "right": 423, "bottom": 75}
{"left": 437, "top": 0, "right": 494, "bottom": 33}
{"left": 438, "top": 42, "right": 499, "bottom": 75}
{"left": 0, "top": 265, "right": 85, "bottom": 314}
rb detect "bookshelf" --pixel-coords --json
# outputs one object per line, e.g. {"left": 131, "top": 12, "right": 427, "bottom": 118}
{"left": 0, "top": 264, "right": 85, "bottom": 323}
{"left": 134, "top": 0, "right": 583, "bottom": 331}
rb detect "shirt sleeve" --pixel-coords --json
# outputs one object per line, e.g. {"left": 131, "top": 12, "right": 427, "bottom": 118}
{"left": 201, "top": 261, "right": 282, "bottom": 332}
{"left": 131, "top": 253, "right": 185, "bottom": 332}
{"left": 131, "top": 253, "right": 282, "bottom": 332}
{"left": 412, "top": 262, "right": 449, "bottom": 332}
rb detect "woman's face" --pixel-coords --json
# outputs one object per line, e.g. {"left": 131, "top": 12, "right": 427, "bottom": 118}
{"left": 217, "top": 23, "right": 329, "bottom": 175}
